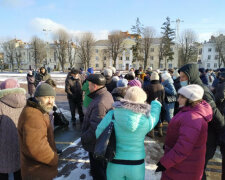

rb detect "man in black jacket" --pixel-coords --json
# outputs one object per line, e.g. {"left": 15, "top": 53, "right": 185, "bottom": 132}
{"left": 179, "top": 63, "right": 225, "bottom": 180}
{"left": 65, "top": 69, "right": 84, "bottom": 126}
{"left": 81, "top": 74, "right": 114, "bottom": 180}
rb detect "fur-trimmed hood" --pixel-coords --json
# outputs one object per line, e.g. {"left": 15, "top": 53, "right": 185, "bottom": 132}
{"left": 113, "top": 99, "right": 150, "bottom": 116}
{"left": 26, "top": 97, "right": 47, "bottom": 114}
{"left": 0, "top": 88, "right": 26, "bottom": 108}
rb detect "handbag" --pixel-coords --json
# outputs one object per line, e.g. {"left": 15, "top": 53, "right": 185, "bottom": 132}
{"left": 94, "top": 114, "right": 116, "bottom": 162}
{"left": 165, "top": 94, "right": 177, "bottom": 103}
{"left": 53, "top": 106, "right": 69, "bottom": 126}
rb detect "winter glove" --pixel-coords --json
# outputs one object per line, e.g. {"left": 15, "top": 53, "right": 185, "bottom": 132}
{"left": 155, "top": 161, "right": 166, "bottom": 172}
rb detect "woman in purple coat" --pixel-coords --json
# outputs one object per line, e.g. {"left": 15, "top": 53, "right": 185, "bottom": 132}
{"left": 156, "top": 84, "right": 213, "bottom": 180}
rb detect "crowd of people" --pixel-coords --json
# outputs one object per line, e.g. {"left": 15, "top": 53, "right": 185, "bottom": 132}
{"left": 0, "top": 63, "right": 225, "bottom": 180}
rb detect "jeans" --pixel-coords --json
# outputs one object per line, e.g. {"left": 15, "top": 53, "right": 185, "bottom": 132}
{"left": 165, "top": 102, "right": 175, "bottom": 123}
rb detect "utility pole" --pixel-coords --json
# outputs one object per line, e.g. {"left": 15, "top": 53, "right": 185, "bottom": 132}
{"left": 171, "top": 18, "right": 184, "bottom": 43}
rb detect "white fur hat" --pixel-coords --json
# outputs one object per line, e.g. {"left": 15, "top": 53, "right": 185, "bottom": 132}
{"left": 124, "top": 86, "right": 147, "bottom": 104}
{"left": 161, "top": 72, "right": 171, "bottom": 81}
{"left": 150, "top": 72, "right": 159, "bottom": 81}
{"left": 104, "top": 68, "right": 113, "bottom": 77}
{"left": 178, "top": 84, "right": 204, "bottom": 101}
{"left": 108, "top": 66, "right": 116, "bottom": 74}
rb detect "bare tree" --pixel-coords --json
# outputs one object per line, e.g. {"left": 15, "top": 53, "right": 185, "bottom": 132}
{"left": 179, "top": 29, "right": 198, "bottom": 67}
{"left": 1, "top": 40, "right": 16, "bottom": 71}
{"left": 30, "top": 36, "right": 47, "bottom": 68}
{"left": 212, "top": 34, "right": 225, "bottom": 68}
{"left": 107, "top": 31, "right": 125, "bottom": 68}
{"left": 142, "top": 27, "right": 156, "bottom": 70}
{"left": 53, "top": 29, "right": 69, "bottom": 72}
{"left": 78, "top": 32, "right": 95, "bottom": 70}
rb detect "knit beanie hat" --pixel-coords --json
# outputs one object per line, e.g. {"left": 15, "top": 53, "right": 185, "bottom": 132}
{"left": 150, "top": 72, "right": 159, "bottom": 81}
{"left": 124, "top": 86, "right": 147, "bottom": 104}
{"left": 112, "top": 76, "right": 120, "bottom": 82}
{"left": 28, "top": 70, "right": 33, "bottom": 76}
{"left": 34, "top": 83, "right": 56, "bottom": 97}
{"left": 178, "top": 84, "right": 204, "bottom": 101}
{"left": 117, "top": 79, "right": 128, "bottom": 87}
{"left": 161, "top": 72, "right": 171, "bottom": 81}
{"left": 128, "top": 79, "right": 142, "bottom": 88}
{"left": 104, "top": 68, "right": 113, "bottom": 77}
{"left": 0, "top": 79, "right": 20, "bottom": 89}
{"left": 87, "top": 67, "right": 94, "bottom": 74}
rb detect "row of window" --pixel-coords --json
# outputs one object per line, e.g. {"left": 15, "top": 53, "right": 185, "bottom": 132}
{"left": 95, "top": 56, "right": 155, "bottom": 61}
{"left": 207, "top": 55, "right": 219, "bottom": 60}
{"left": 95, "top": 48, "right": 156, "bottom": 54}
{"left": 207, "top": 63, "right": 218, "bottom": 68}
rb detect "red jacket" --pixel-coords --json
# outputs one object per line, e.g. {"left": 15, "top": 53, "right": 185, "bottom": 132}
{"left": 160, "top": 100, "right": 213, "bottom": 180}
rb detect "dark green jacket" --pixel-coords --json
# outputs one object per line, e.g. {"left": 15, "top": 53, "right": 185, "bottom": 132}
{"left": 179, "top": 63, "right": 224, "bottom": 132}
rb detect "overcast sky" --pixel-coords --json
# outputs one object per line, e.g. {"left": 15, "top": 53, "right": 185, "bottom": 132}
{"left": 0, "top": 0, "right": 224, "bottom": 42}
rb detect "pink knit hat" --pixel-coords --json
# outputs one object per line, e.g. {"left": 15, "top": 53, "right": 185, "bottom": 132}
{"left": 0, "top": 79, "right": 20, "bottom": 89}
{"left": 128, "top": 79, "right": 142, "bottom": 88}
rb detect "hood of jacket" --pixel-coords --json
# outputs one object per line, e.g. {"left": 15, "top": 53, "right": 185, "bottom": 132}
{"left": 179, "top": 63, "right": 203, "bottom": 85}
{"left": 113, "top": 99, "right": 150, "bottom": 116}
{"left": 0, "top": 88, "right": 26, "bottom": 108}
{"left": 180, "top": 100, "right": 213, "bottom": 123}
{"left": 162, "top": 77, "right": 174, "bottom": 86}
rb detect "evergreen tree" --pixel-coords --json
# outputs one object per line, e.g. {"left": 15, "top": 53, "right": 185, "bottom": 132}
{"left": 131, "top": 18, "right": 144, "bottom": 66}
{"left": 161, "top": 17, "right": 175, "bottom": 69}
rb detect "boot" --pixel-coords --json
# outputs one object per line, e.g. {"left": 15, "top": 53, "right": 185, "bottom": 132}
{"left": 147, "top": 129, "right": 155, "bottom": 138}
{"left": 157, "top": 123, "right": 163, "bottom": 137}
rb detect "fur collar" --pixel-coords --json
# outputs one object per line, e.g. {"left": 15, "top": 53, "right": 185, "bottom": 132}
{"left": 0, "top": 88, "right": 26, "bottom": 99}
{"left": 27, "top": 97, "right": 46, "bottom": 114}
{"left": 113, "top": 99, "right": 150, "bottom": 116}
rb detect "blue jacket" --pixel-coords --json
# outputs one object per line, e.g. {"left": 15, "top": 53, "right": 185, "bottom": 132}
{"left": 96, "top": 100, "right": 161, "bottom": 160}
{"left": 162, "top": 77, "right": 177, "bottom": 96}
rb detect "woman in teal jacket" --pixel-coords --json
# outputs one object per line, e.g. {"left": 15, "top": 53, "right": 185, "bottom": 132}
{"left": 96, "top": 86, "right": 161, "bottom": 180}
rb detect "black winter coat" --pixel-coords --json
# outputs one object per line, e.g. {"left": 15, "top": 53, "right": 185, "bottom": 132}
{"left": 81, "top": 87, "right": 114, "bottom": 152}
{"left": 65, "top": 76, "right": 83, "bottom": 101}
{"left": 105, "top": 76, "right": 117, "bottom": 93}
{"left": 179, "top": 63, "right": 224, "bottom": 133}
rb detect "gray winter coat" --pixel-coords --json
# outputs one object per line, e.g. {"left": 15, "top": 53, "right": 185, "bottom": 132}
{"left": 0, "top": 88, "right": 26, "bottom": 173}
{"left": 81, "top": 87, "right": 114, "bottom": 152}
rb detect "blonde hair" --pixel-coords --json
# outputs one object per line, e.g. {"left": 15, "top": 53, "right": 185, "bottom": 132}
{"left": 124, "top": 86, "right": 147, "bottom": 104}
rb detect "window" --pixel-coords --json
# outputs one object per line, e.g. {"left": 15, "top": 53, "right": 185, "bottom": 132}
{"left": 199, "top": 48, "right": 202, "bottom": 55}
{"left": 120, "top": 57, "right": 123, "bottom": 60}
{"left": 170, "top": 48, "right": 173, "bottom": 51}
{"left": 160, "top": 64, "right": 163, "bottom": 69}
{"left": 208, "top": 48, "right": 212, "bottom": 52}
{"left": 207, "top": 63, "right": 210, "bottom": 68}
{"left": 150, "top": 64, "right": 154, "bottom": 68}
{"left": 215, "top": 48, "right": 219, "bottom": 52}
{"left": 150, "top": 56, "right": 154, "bottom": 60}
{"left": 214, "top": 63, "right": 217, "bottom": 68}
{"left": 150, "top": 48, "right": 154, "bottom": 52}
{"left": 215, "top": 55, "right": 219, "bottom": 60}
{"left": 104, "top": 56, "right": 106, "bottom": 60}
{"left": 95, "top": 64, "right": 99, "bottom": 68}
{"left": 169, "top": 64, "right": 172, "bottom": 68}
{"left": 103, "top": 63, "right": 106, "bottom": 67}
{"left": 126, "top": 57, "right": 129, "bottom": 60}
{"left": 95, "top": 49, "right": 98, "bottom": 53}
{"left": 23, "top": 52, "right": 26, "bottom": 56}
{"left": 119, "top": 64, "right": 122, "bottom": 69}
{"left": 96, "top": 56, "right": 99, "bottom": 60}
{"left": 208, "top": 55, "right": 211, "bottom": 60}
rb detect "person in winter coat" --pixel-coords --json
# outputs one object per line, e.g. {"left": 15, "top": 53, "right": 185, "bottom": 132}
{"left": 179, "top": 63, "right": 225, "bottom": 180}
{"left": 144, "top": 71, "right": 165, "bottom": 137}
{"left": 214, "top": 72, "right": 225, "bottom": 179}
{"left": 96, "top": 86, "right": 161, "bottom": 180}
{"left": 81, "top": 74, "right": 114, "bottom": 180}
{"left": 104, "top": 68, "right": 117, "bottom": 93}
{"left": 65, "top": 69, "right": 84, "bottom": 125}
{"left": 199, "top": 68, "right": 208, "bottom": 86}
{"left": 82, "top": 67, "right": 94, "bottom": 114}
{"left": 18, "top": 83, "right": 58, "bottom": 180}
{"left": 156, "top": 84, "right": 213, "bottom": 180}
{"left": 34, "top": 67, "right": 51, "bottom": 87}
{"left": 0, "top": 79, "right": 26, "bottom": 180}
{"left": 111, "top": 79, "right": 128, "bottom": 102}
{"left": 27, "top": 70, "right": 35, "bottom": 97}
{"left": 161, "top": 72, "right": 177, "bottom": 123}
